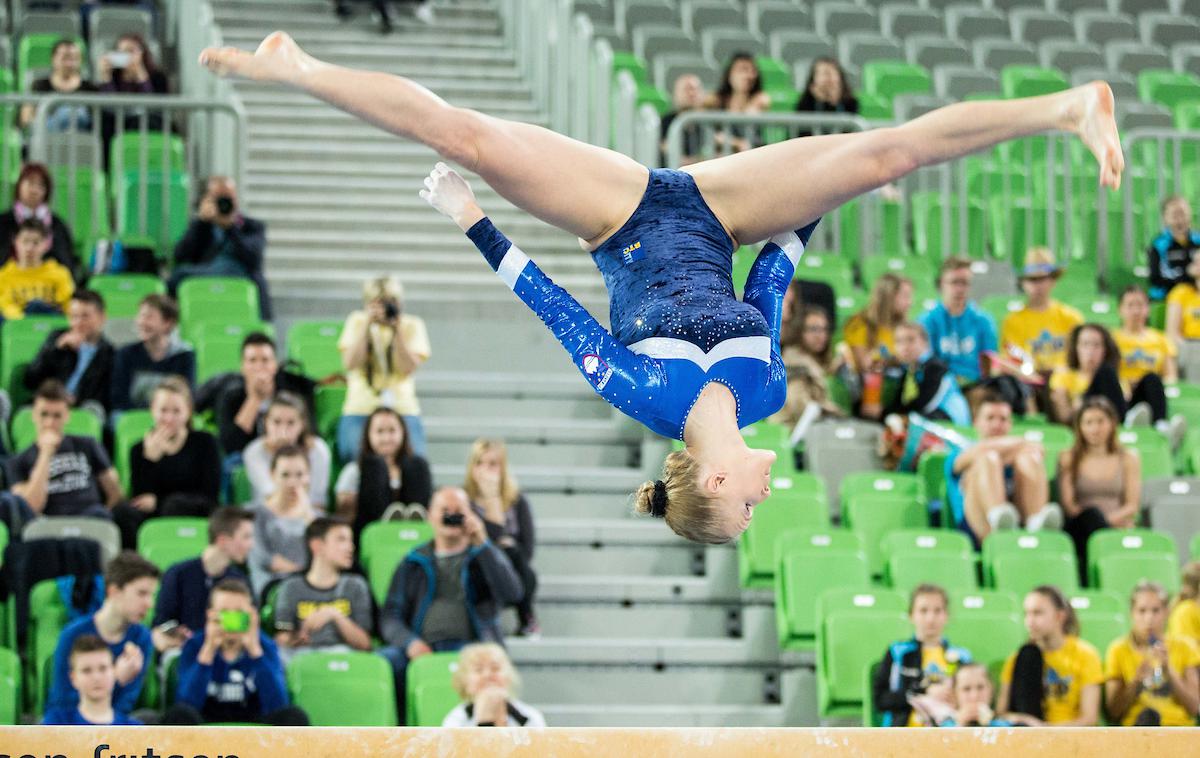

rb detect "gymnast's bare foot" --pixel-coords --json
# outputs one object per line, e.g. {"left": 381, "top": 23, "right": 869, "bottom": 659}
{"left": 199, "top": 31, "right": 317, "bottom": 85}
{"left": 1063, "top": 81, "right": 1124, "bottom": 190}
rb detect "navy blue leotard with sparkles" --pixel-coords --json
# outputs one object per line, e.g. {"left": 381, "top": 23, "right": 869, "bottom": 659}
{"left": 464, "top": 168, "right": 818, "bottom": 440}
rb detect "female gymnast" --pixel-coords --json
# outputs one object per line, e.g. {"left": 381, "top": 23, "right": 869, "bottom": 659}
{"left": 200, "top": 32, "right": 1123, "bottom": 544}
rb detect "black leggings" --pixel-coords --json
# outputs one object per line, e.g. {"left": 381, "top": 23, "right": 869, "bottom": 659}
{"left": 502, "top": 544, "right": 539, "bottom": 626}
{"left": 1082, "top": 366, "right": 1168, "bottom": 422}
{"left": 1008, "top": 643, "right": 1045, "bottom": 722}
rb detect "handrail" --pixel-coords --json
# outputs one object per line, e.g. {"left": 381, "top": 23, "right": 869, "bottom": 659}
{"left": 1120, "top": 128, "right": 1200, "bottom": 269}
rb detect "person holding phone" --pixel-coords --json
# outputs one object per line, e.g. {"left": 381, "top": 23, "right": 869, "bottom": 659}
{"left": 166, "top": 577, "right": 308, "bottom": 725}
{"left": 379, "top": 487, "right": 522, "bottom": 722}
{"left": 97, "top": 33, "right": 167, "bottom": 94}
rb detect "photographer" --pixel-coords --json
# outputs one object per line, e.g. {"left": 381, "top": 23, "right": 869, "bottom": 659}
{"left": 336, "top": 275, "right": 430, "bottom": 461}
{"left": 169, "top": 176, "right": 271, "bottom": 320}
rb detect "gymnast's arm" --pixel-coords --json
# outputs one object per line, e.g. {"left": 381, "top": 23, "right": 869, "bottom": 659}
{"left": 421, "top": 163, "right": 661, "bottom": 418}
{"left": 741, "top": 219, "right": 821, "bottom": 350}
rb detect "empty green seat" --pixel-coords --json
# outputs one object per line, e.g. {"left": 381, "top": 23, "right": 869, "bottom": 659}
{"left": 10, "top": 405, "right": 102, "bottom": 452}
{"left": 137, "top": 517, "right": 207, "bottom": 570}
{"left": 774, "top": 528, "right": 868, "bottom": 650}
{"left": 992, "top": 552, "right": 1078, "bottom": 596}
{"left": 738, "top": 476, "right": 828, "bottom": 589}
{"left": 314, "top": 384, "right": 347, "bottom": 443}
{"left": 1, "top": 316, "right": 68, "bottom": 403}
{"left": 1087, "top": 528, "right": 1177, "bottom": 584}
{"left": 1137, "top": 69, "right": 1200, "bottom": 112}
{"left": 406, "top": 651, "right": 460, "bottom": 726}
{"left": 287, "top": 320, "right": 346, "bottom": 380}
{"left": 756, "top": 56, "right": 791, "bottom": 90}
{"left": 988, "top": 196, "right": 1050, "bottom": 265}
{"left": 49, "top": 167, "right": 111, "bottom": 253}
{"left": 110, "top": 132, "right": 187, "bottom": 176}
{"left": 980, "top": 294, "right": 1026, "bottom": 331}
{"left": 611, "top": 51, "right": 648, "bottom": 84}
{"left": 116, "top": 169, "right": 190, "bottom": 249}
{"left": 881, "top": 529, "right": 972, "bottom": 561}
{"left": 817, "top": 588, "right": 910, "bottom": 718}
{"left": 0, "top": 648, "right": 19, "bottom": 725}
{"left": 88, "top": 273, "right": 164, "bottom": 319}
{"left": 1067, "top": 589, "right": 1124, "bottom": 615}
{"left": 114, "top": 410, "right": 154, "bottom": 492}
{"left": 843, "top": 492, "right": 928, "bottom": 577}
{"left": 888, "top": 550, "right": 978, "bottom": 593}
{"left": 945, "top": 608, "right": 1023, "bottom": 671}
{"left": 1117, "top": 430, "right": 1175, "bottom": 479}
{"left": 30, "top": 580, "right": 68, "bottom": 714}
{"left": 177, "top": 277, "right": 260, "bottom": 328}
{"left": 840, "top": 471, "right": 921, "bottom": 507}
{"left": 1069, "top": 590, "right": 1129, "bottom": 653}
{"left": 741, "top": 421, "right": 795, "bottom": 472}
{"left": 983, "top": 530, "right": 1076, "bottom": 587}
{"left": 288, "top": 651, "right": 397, "bottom": 726}
{"left": 854, "top": 90, "right": 892, "bottom": 120}
{"left": 362, "top": 521, "right": 435, "bottom": 606}
{"left": 862, "top": 60, "right": 931, "bottom": 103}
{"left": 794, "top": 252, "right": 855, "bottom": 292}
{"left": 860, "top": 256, "right": 934, "bottom": 289}
{"left": 1001, "top": 66, "right": 1068, "bottom": 99}
{"left": 1097, "top": 554, "right": 1180, "bottom": 599}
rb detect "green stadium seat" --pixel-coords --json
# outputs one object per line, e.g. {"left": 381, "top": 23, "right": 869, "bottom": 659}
{"left": 116, "top": 169, "right": 190, "bottom": 249}
{"left": 888, "top": 550, "right": 978, "bottom": 593}
{"left": 1009, "top": 422, "right": 1074, "bottom": 478}
{"left": 854, "top": 90, "right": 892, "bottom": 120}
{"left": 287, "top": 320, "right": 346, "bottom": 380}
{"left": 0, "top": 648, "right": 19, "bottom": 725}
{"left": 1067, "top": 589, "right": 1124, "bottom": 615}
{"left": 1117, "top": 429, "right": 1175, "bottom": 479}
{"left": 177, "top": 277, "right": 260, "bottom": 328}
{"left": 862, "top": 60, "right": 932, "bottom": 104}
{"left": 10, "top": 405, "right": 102, "bottom": 453}
{"left": 945, "top": 607, "right": 1023, "bottom": 671}
{"left": 18, "top": 34, "right": 86, "bottom": 90}
{"left": 110, "top": 132, "right": 187, "bottom": 176}
{"left": 1192, "top": 533, "right": 1200, "bottom": 560}
{"left": 1087, "top": 528, "right": 1178, "bottom": 587}
{"left": 1176, "top": 102, "right": 1200, "bottom": 131}
{"left": 231, "top": 465, "right": 252, "bottom": 506}
{"left": 843, "top": 492, "right": 928, "bottom": 577}
{"left": 881, "top": 529, "right": 972, "bottom": 562}
{"left": 288, "top": 651, "right": 398, "bottom": 726}
{"left": 636, "top": 83, "right": 670, "bottom": 116}
{"left": 817, "top": 590, "right": 910, "bottom": 718}
{"left": 774, "top": 528, "right": 868, "bottom": 650}
{"left": 992, "top": 552, "right": 1079, "bottom": 596}
{"left": 30, "top": 580, "right": 68, "bottom": 714}
{"left": 840, "top": 471, "right": 921, "bottom": 506}
{"left": 1, "top": 316, "right": 68, "bottom": 404}
{"left": 738, "top": 475, "right": 828, "bottom": 589}
{"left": 834, "top": 291, "right": 866, "bottom": 331}
{"left": 982, "top": 530, "right": 1076, "bottom": 588}
{"left": 137, "top": 517, "right": 207, "bottom": 570}
{"left": 611, "top": 51, "right": 648, "bottom": 84}
{"left": 88, "top": 274, "right": 165, "bottom": 319}
{"left": 741, "top": 421, "right": 795, "bottom": 473}
{"left": 49, "top": 166, "right": 111, "bottom": 253}
{"left": 916, "top": 450, "right": 950, "bottom": 525}
{"left": 1097, "top": 554, "right": 1181, "bottom": 599}
{"left": 192, "top": 321, "right": 275, "bottom": 383}
{"left": 1069, "top": 590, "right": 1129, "bottom": 654}
{"left": 731, "top": 245, "right": 756, "bottom": 295}
{"left": 114, "top": 410, "right": 154, "bottom": 492}
{"left": 953, "top": 589, "right": 1020, "bottom": 615}
{"left": 406, "top": 651, "right": 460, "bottom": 726}
{"left": 860, "top": 256, "right": 935, "bottom": 289}
{"left": 362, "top": 521, "right": 435, "bottom": 606}
{"left": 988, "top": 196, "right": 1049, "bottom": 266}
{"left": 979, "top": 294, "right": 1025, "bottom": 332}
{"left": 1000, "top": 66, "right": 1068, "bottom": 99}
{"left": 756, "top": 57, "right": 791, "bottom": 90}
{"left": 794, "top": 251, "right": 855, "bottom": 292}
{"left": 1137, "top": 70, "right": 1200, "bottom": 112}
{"left": 314, "top": 384, "right": 347, "bottom": 443}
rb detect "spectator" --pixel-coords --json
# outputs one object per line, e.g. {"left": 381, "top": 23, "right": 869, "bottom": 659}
{"left": 42, "top": 635, "right": 142, "bottom": 726}
{"left": 166, "top": 577, "right": 308, "bottom": 725}
{"left": 1049, "top": 323, "right": 1124, "bottom": 422}
{"left": 441, "top": 643, "right": 547, "bottom": 727}
{"left": 242, "top": 391, "right": 331, "bottom": 508}
{"left": 19, "top": 39, "right": 97, "bottom": 132}
{"left": 335, "top": 407, "right": 433, "bottom": 538}
{"left": 47, "top": 551, "right": 159, "bottom": 715}
{"left": 844, "top": 273, "right": 913, "bottom": 374}
{"left": 463, "top": 439, "right": 538, "bottom": 637}
{"left": 1166, "top": 255, "right": 1200, "bottom": 344}
{"left": 203, "top": 332, "right": 315, "bottom": 457}
{"left": 112, "top": 377, "right": 222, "bottom": 549}
{"left": 152, "top": 506, "right": 256, "bottom": 653}
{"left": 169, "top": 176, "right": 271, "bottom": 320}
{"left": 939, "top": 663, "right": 1011, "bottom": 727}
{"left": 771, "top": 294, "right": 846, "bottom": 426}
{"left": 1058, "top": 396, "right": 1142, "bottom": 583}
{"left": 1104, "top": 581, "right": 1200, "bottom": 726}
{"left": 1115, "top": 285, "right": 1180, "bottom": 431}
{"left": 23, "top": 289, "right": 115, "bottom": 415}
{"left": 921, "top": 257, "right": 997, "bottom": 385}
{"left": 0, "top": 163, "right": 78, "bottom": 273}
{"left": 945, "top": 391, "right": 1062, "bottom": 546}
{"left": 1147, "top": 195, "right": 1200, "bottom": 301}
{"left": 0, "top": 218, "right": 74, "bottom": 320}
{"left": 378, "top": 487, "right": 522, "bottom": 717}
{"left": 9, "top": 379, "right": 122, "bottom": 519}
{"left": 881, "top": 321, "right": 971, "bottom": 426}
{"left": 1168, "top": 562, "right": 1200, "bottom": 647}
{"left": 796, "top": 57, "right": 858, "bottom": 115}
{"left": 248, "top": 445, "right": 318, "bottom": 599}
{"left": 872, "top": 584, "right": 972, "bottom": 727}
{"left": 1000, "top": 247, "right": 1084, "bottom": 378}
{"left": 659, "top": 73, "right": 707, "bottom": 166}
{"left": 273, "top": 516, "right": 372, "bottom": 662}
{"left": 337, "top": 275, "right": 431, "bottom": 462}
{"left": 705, "top": 52, "right": 769, "bottom": 153}
{"left": 110, "top": 294, "right": 195, "bottom": 414}
{"left": 97, "top": 33, "right": 168, "bottom": 94}
{"left": 998, "top": 585, "right": 1103, "bottom": 726}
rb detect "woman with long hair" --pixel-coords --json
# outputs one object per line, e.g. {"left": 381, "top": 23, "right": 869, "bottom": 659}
{"left": 844, "top": 273, "right": 913, "bottom": 373}
{"left": 463, "top": 439, "right": 538, "bottom": 637}
{"left": 335, "top": 407, "right": 433, "bottom": 537}
{"left": 1048, "top": 323, "right": 1126, "bottom": 424}
{"left": 242, "top": 391, "right": 332, "bottom": 508}
{"left": 771, "top": 300, "right": 846, "bottom": 425}
{"left": 201, "top": 32, "right": 1122, "bottom": 544}
{"left": 796, "top": 57, "right": 858, "bottom": 115}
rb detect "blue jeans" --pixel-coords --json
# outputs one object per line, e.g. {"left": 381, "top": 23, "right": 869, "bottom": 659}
{"left": 379, "top": 638, "right": 467, "bottom": 725}
{"left": 337, "top": 413, "right": 426, "bottom": 463}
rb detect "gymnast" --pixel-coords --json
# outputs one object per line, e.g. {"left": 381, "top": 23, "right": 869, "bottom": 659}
{"left": 200, "top": 32, "right": 1123, "bottom": 544}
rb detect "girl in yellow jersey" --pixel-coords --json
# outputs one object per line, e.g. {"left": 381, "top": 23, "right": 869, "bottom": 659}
{"left": 1168, "top": 562, "right": 1200, "bottom": 649}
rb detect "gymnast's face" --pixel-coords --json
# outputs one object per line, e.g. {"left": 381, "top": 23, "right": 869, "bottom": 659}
{"left": 704, "top": 446, "right": 776, "bottom": 538}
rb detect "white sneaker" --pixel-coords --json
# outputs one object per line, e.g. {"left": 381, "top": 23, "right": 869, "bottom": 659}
{"left": 1156, "top": 414, "right": 1188, "bottom": 452}
{"left": 1026, "top": 503, "right": 1064, "bottom": 532}
{"left": 1124, "top": 402, "right": 1153, "bottom": 428}
{"left": 987, "top": 503, "right": 1020, "bottom": 532}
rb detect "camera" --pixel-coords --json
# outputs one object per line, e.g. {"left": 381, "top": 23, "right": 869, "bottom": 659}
{"left": 218, "top": 609, "right": 250, "bottom": 633}
{"left": 442, "top": 513, "right": 465, "bottom": 527}
{"left": 215, "top": 195, "right": 236, "bottom": 215}
{"left": 382, "top": 300, "right": 400, "bottom": 321}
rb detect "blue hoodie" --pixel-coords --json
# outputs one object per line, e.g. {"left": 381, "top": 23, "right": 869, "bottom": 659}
{"left": 920, "top": 301, "right": 997, "bottom": 383}
{"left": 175, "top": 631, "right": 289, "bottom": 722}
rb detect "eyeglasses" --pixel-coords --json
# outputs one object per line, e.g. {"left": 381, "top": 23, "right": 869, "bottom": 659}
{"left": 944, "top": 278, "right": 971, "bottom": 287}
{"left": 804, "top": 325, "right": 831, "bottom": 333}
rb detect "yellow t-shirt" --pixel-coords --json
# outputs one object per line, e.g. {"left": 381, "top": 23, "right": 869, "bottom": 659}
{"left": 1001, "top": 300, "right": 1084, "bottom": 373}
{"left": 338, "top": 310, "right": 431, "bottom": 416}
{"left": 1001, "top": 636, "right": 1104, "bottom": 724}
{"left": 1167, "top": 283, "right": 1200, "bottom": 340}
{"left": 1114, "top": 328, "right": 1177, "bottom": 385}
{"left": 842, "top": 314, "right": 895, "bottom": 369}
{"left": 906, "top": 645, "right": 953, "bottom": 727}
{"left": 1168, "top": 599, "right": 1200, "bottom": 648}
{"left": 0, "top": 259, "right": 74, "bottom": 320}
{"left": 1104, "top": 634, "right": 1200, "bottom": 727}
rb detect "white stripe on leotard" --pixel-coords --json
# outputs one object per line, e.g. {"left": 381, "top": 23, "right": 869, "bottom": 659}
{"left": 626, "top": 335, "right": 771, "bottom": 371}
{"left": 769, "top": 230, "right": 806, "bottom": 268}
{"left": 497, "top": 244, "right": 531, "bottom": 290}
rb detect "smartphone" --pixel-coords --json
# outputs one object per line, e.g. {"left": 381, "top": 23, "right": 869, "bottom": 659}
{"left": 219, "top": 609, "right": 251, "bottom": 634}
{"left": 106, "top": 51, "right": 133, "bottom": 68}
{"left": 154, "top": 620, "right": 181, "bottom": 635}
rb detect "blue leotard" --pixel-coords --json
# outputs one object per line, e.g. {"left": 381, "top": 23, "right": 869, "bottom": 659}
{"left": 464, "top": 168, "right": 818, "bottom": 440}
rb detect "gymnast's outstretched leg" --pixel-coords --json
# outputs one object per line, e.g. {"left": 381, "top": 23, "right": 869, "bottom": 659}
{"left": 200, "top": 32, "right": 648, "bottom": 245}
{"left": 687, "top": 82, "right": 1123, "bottom": 245}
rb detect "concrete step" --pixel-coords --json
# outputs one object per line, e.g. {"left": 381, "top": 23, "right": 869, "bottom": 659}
{"left": 534, "top": 543, "right": 701, "bottom": 577}
{"left": 430, "top": 463, "right": 643, "bottom": 494}
{"left": 518, "top": 665, "right": 779, "bottom": 706}
{"left": 532, "top": 703, "right": 791, "bottom": 728}
{"left": 425, "top": 440, "right": 635, "bottom": 469}
{"left": 529, "top": 601, "right": 739, "bottom": 640}
{"left": 417, "top": 394, "right": 611, "bottom": 421}
{"left": 508, "top": 636, "right": 777, "bottom": 667}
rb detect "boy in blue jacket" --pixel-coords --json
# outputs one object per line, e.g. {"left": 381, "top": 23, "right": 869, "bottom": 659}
{"left": 165, "top": 577, "right": 307, "bottom": 725}
{"left": 43, "top": 635, "right": 142, "bottom": 725}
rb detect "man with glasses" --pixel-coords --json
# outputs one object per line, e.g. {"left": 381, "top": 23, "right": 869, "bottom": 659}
{"left": 921, "top": 257, "right": 998, "bottom": 386}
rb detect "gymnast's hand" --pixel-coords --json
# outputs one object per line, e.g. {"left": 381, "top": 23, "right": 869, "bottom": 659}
{"left": 420, "top": 162, "right": 485, "bottom": 231}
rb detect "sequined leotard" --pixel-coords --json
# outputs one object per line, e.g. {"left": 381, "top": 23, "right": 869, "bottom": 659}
{"left": 464, "top": 168, "right": 818, "bottom": 440}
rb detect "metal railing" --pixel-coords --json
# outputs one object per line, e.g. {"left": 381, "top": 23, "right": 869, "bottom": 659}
{"left": 1121, "top": 129, "right": 1200, "bottom": 267}
{"left": 497, "top": 0, "right": 574, "bottom": 135}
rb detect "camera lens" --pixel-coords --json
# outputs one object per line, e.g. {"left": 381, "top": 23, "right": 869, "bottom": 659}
{"left": 215, "top": 196, "right": 235, "bottom": 215}
{"left": 442, "top": 513, "right": 464, "bottom": 527}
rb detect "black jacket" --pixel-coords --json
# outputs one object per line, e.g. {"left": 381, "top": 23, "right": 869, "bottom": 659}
{"left": 172, "top": 217, "right": 272, "bottom": 319}
{"left": 353, "top": 453, "right": 433, "bottom": 539}
{"left": 23, "top": 329, "right": 116, "bottom": 410}
{"left": 872, "top": 637, "right": 973, "bottom": 727}
{"left": 198, "top": 369, "right": 316, "bottom": 455}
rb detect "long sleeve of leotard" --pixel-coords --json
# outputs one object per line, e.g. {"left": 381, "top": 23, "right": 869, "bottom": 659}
{"left": 465, "top": 217, "right": 663, "bottom": 422}
{"left": 741, "top": 220, "right": 821, "bottom": 352}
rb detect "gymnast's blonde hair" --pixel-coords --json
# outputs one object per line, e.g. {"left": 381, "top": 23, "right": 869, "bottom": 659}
{"left": 635, "top": 449, "right": 729, "bottom": 544}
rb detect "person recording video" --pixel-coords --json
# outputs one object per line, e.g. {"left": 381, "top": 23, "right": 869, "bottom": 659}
{"left": 168, "top": 176, "right": 272, "bottom": 319}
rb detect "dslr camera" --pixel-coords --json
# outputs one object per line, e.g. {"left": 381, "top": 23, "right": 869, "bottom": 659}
{"left": 215, "top": 195, "right": 236, "bottom": 216}
{"left": 381, "top": 298, "right": 400, "bottom": 322}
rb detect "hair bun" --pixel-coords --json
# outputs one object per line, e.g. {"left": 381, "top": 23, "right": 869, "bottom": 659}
{"left": 634, "top": 480, "right": 669, "bottom": 518}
